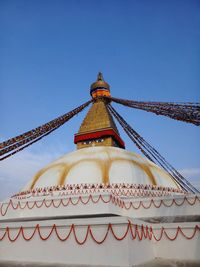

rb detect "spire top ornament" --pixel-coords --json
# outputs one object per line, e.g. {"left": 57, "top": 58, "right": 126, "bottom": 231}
{"left": 90, "top": 72, "right": 111, "bottom": 99}
{"left": 97, "top": 72, "right": 103, "bottom": 81}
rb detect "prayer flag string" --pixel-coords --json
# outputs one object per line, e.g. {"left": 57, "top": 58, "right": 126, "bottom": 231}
{"left": 109, "top": 97, "right": 200, "bottom": 126}
{"left": 107, "top": 104, "right": 199, "bottom": 194}
{"left": 0, "top": 100, "right": 92, "bottom": 161}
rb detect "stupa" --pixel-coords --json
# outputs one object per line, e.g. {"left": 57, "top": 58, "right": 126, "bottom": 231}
{"left": 0, "top": 73, "right": 199, "bottom": 267}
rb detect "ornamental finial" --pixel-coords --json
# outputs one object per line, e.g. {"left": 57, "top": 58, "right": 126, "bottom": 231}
{"left": 90, "top": 72, "right": 110, "bottom": 99}
{"left": 97, "top": 72, "right": 103, "bottom": 81}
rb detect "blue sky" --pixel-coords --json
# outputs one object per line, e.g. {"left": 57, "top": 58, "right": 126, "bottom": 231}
{"left": 0, "top": 0, "right": 199, "bottom": 200}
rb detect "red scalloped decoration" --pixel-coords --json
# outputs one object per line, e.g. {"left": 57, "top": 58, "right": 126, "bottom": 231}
{"left": 0, "top": 221, "right": 199, "bottom": 243}
{"left": 0, "top": 194, "right": 199, "bottom": 217}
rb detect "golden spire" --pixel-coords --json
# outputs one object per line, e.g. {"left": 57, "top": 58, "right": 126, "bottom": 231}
{"left": 74, "top": 74, "right": 124, "bottom": 149}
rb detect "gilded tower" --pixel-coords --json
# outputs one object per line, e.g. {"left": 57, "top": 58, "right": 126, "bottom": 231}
{"left": 74, "top": 73, "right": 125, "bottom": 149}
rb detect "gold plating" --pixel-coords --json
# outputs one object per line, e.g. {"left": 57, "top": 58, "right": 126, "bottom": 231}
{"left": 90, "top": 72, "right": 110, "bottom": 91}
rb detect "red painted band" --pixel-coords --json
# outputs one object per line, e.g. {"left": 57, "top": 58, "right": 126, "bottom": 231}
{"left": 74, "top": 129, "right": 125, "bottom": 148}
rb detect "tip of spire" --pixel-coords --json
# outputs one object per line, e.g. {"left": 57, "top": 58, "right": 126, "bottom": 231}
{"left": 97, "top": 72, "right": 104, "bottom": 81}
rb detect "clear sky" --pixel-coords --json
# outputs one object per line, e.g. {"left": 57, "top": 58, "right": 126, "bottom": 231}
{"left": 0, "top": 0, "right": 199, "bottom": 200}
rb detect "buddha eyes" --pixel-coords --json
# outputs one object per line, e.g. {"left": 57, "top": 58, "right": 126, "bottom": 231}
{"left": 83, "top": 139, "right": 104, "bottom": 145}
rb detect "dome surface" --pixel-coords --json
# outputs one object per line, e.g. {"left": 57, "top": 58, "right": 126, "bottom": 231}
{"left": 23, "top": 147, "right": 180, "bottom": 191}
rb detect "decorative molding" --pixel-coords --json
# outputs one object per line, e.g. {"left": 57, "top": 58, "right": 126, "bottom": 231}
{"left": 1, "top": 194, "right": 199, "bottom": 217}
{"left": 13, "top": 183, "right": 186, "bottom": 199}
{"left": 0, "top": 221, "right": 199, "bottom": 243}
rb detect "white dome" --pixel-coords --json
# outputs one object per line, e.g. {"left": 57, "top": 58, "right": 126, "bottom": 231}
{"left": 22, "top": 147, "right": 180, "bottom": 191}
